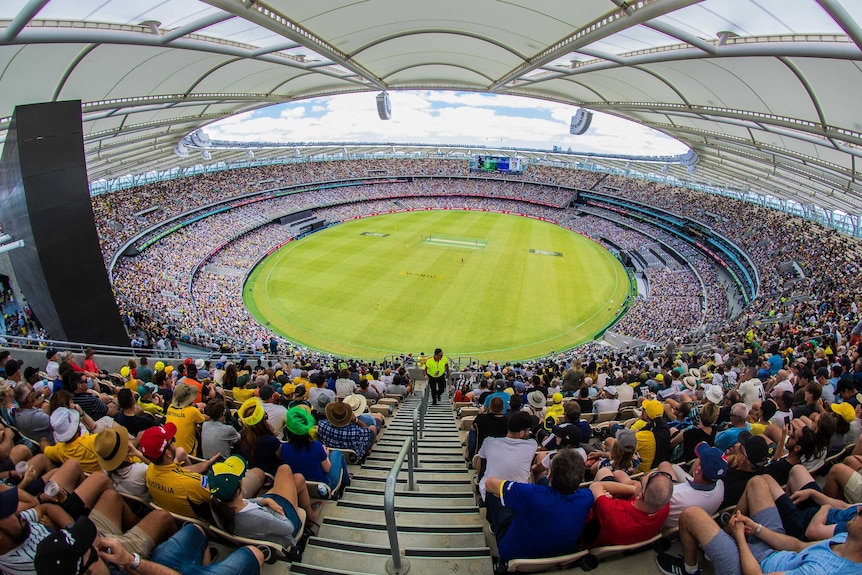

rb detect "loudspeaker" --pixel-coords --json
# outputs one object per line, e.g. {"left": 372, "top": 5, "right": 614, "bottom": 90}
{"left": 376, "top": 92, "right": 391, "bottom": 120}
{"left": 0, "top": 101, "right": 128, "bottom": 345}
{"left": 569, "top": 109, "right": 593, "bottom": 135}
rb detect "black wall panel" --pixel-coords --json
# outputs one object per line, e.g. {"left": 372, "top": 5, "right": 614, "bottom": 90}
{"left": 0, "top": 101, "right": 128, "bottom": 345}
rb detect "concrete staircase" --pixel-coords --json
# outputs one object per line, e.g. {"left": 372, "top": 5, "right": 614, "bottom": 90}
{"left": 287, "top": 393, "right": 494, "bottom": 575}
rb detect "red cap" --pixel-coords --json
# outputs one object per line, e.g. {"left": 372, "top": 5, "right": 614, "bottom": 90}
{"left": 183, "top": 357, "right": 194, "bottom": 366}
{"left": 140, "top": 422, "right": 177, "bottom": 460}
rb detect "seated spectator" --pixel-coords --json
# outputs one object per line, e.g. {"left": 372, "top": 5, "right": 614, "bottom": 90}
{"left": 533, "top": 423, "right": 585, "bottom": 483}
{"left": 12, "top": 382, "right": 52, "bottom": 444}
{"left": 656, "top": 482, "right": 862, "bottom": 575}
{"left": 485, "top": 449, "right": 593, "bottom": 564}
{"left": 143, "top": 423, "right": 218, "bottom": 522}
{"left": 281, "top": 406, "right": 350, "bottom": 492}
{"left": 259, "top": 386, "right": 287, "bottom": 440}
{"left": 115, "top": 388, "right": 158, "bottom": 436}
{"left": 343, "top": 394, "right": 385, "bottom": 435}
{"left": 635, "top": 399, "right": 672, "bottom": 471}
{"left": 582, "top": 467, "right": 673, "bottom": 548}
{"left": 44, "top": 407, "right": 104, "bottom": 474}
{"left": 765, "top": 418, "right": 817, "bottom": 486}
{"left": 35, "top": 516, "right": 264, "bottom": 575}
{"left": 201, "top": 399, "right": 240, "bottom": 460}
{"left": 67, "top": 371, "right": 116, "bottom": 432}
{"left": 208, "top": 455, "right": 319, "bottom": 548}
{"left": 672, "top": 401, "right": 718, "bottom": 463}
{"left": 477, "top": 412, "right": 538, "bottom": 534}
{"left": 824, "top": 452, "right": 862, "bottom": 503}
{"left": 95, "top": 425, "right": 150, "bottom": 500}
{"left": 237, "top": 398, "right": 282, "bottom": 475}
{"left": 660, "top": 441, "right": 728, "bottom": 528}
{"left": 721, "top": 431, "right": 773, "bottom": 508}
{"left": 317, "top": 400, "right": 375, "bottom": 460}
{"left": 592, "top": 385, "right": 620, "bottom": 415}
{"left": 715, "top": 403, "right": 752, "bottom": 452}
{"left": 165, "top": 383, "right": 207, "bottom": 457}
{"left": 468, "top": 396, "right": 508, "bottom": 459}
{"left": 136, "top": 382, "right": 164, "bottom": 418}
{"left": 586, "top": 428, "right": 640, "bottom": 476}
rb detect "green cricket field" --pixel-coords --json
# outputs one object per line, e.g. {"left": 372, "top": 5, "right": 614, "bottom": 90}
{"left": 243, "top": 210, "right": 631, "bottom": 361}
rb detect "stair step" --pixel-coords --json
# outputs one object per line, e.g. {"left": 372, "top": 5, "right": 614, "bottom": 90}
{"left": 360, "top": 464, "right": 468, "bottom": 473}
{"left": 349, "top": 478, "right": 473, "bottom": 494}
{"left": 345, "top": 486, "right": 474, "bottom": 499}
{"left": 337, "top": 495, "right": 479, "bottom": 511}
{"left": 317, "top": 522, "right": 486, "bottom": 548}
{"left": 296, "top": 549, "right": 493, "bottom": 574}
{"left": 325, "top": 503, "right": 483, "bottom": 525}
{"left": 365, "top": 455, "right": 466, "bottom": 465}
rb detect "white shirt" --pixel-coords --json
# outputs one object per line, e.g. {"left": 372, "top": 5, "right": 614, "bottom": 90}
{"left": 665, "top": 478, "right": 725, "bottom": 528}
{"left": 263, "top": 403, "right": 288, "bottom": 438}
{"left": 477, "top": 436, "right": 537, "bottom": 500}
{"left": 593, "top": 398, "right": 620, "bottom": 415}
{"left": 738, "top": 378, "right": 765, "bottom": 407}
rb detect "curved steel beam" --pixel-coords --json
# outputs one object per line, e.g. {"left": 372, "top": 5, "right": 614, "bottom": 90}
{"left": 349, "top": 29, "right": 528, "bottom": 61}
{"left": 381, "top": 62, "right": 495, "bottom": 83}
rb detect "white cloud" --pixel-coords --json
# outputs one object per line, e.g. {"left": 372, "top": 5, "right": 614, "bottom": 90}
{"left": 205, "top": 90, "right": 688, "bottom": 156}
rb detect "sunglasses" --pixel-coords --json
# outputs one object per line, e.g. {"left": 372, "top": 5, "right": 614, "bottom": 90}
{"left": 643, "top": 470, "right": 673, "bottom": 493}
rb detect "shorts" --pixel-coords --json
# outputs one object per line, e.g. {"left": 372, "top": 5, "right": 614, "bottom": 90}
{"left": 774, "top": 481, "right": 821, "bottom": 539}
{"left": 844, "top": 470, "right": 862, "bottom": 503}
{"left": 61, "top": 492, "right": 88, "bottom": 519}
{"left": 703, "top": 507, "right": 783, "bottom": 575}
{"left": 261, "top": 493, "right": 302, "bottom": 538}
{"left": 89, "top": 509, "right": 155, "bottom": 557}
{"left": 153, "top": 524, "right": 260, "bottom": 575}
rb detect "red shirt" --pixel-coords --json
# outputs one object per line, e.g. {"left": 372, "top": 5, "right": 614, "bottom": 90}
{"left": 585, "top": 495, "right": 669, "bottom": 547}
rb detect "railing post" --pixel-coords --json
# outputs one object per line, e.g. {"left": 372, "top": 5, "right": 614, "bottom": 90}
{"left": 384, "top": 438, "right": 413, "bottom": 575}
{"left": 411, "top": 409, "right": 419, "bottom": 471}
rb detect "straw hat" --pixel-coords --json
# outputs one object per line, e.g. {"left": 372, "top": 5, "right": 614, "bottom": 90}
{"left": 94, "top": 426, "right": 130, "bottom": 472}
{"left": 325, "top": 401, "right": 353, "bottom": 428}
{"left": 343, "top": 394, "right": 368, "bottom": 417}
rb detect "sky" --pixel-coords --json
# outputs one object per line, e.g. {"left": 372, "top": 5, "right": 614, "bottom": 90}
{"left": 205, "top": 91, "right": 689, "bottom": 157}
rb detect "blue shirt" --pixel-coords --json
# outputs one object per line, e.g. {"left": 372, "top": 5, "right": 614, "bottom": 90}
{"left": 280, "top": 440, "right": 328, "bottom": 483}
{"left": 760, "top": 532, "right": 859, "bottom": 575}
{"left": 497, "top": 482, "right": 594, "bottom": 562}
{"left": 483, "top": 391, "right": 510, "bottom": 410}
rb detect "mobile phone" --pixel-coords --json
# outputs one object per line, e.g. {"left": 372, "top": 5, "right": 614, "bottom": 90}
{"left": 784, "top": 416, "right": 790, "bottom": 426}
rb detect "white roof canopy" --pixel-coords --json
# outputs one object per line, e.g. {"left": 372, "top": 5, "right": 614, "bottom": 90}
{"left": 2, "top": 0, "right": 862, "bottom": 213}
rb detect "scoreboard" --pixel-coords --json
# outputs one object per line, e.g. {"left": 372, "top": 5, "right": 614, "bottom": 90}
{"left": 469, "top": 155, "right": 524, "bottom": 174}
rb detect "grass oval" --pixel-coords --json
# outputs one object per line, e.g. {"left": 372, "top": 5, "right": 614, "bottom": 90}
{"left": 243, "top": 210, "right": 631, "bottom": 361}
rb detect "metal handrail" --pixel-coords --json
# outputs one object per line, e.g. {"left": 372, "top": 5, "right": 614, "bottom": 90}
{"left": 417, "top": 384, "right": 430, "bottom": 439}
{"left": 384, "top": 437, "right": 414, "bottom": 575}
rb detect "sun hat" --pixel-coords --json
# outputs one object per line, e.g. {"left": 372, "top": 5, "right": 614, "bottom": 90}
{"left": 655, "top": 373, "right": 664, "bottom": 382}
{"left": 139, "top": 423, "right": 177, "bottom": 460}
{"left": 34, "top": 516, "right": 98, "bottom": 575}
{"left": 695, "top": 441, "right": 728, "bottom": 482}
{"left": 154, "top": 361, "right": 165, "bottom": 372}
{"left": 552, "top": 392, "right": 563, "bottom": 404}
{"left": 165, "top": 365, "right": 174, "bottom": 375}
{"left": 120, "top": 366, "right": 130, "bottom": 378}
{"left": 615, "top": 429, "right": 637, "bottom": 453}
{"left": 831, "top": 402, "right": 856, "bottom": 424}
{"left": 50, "top": 407, "right": 80, "bottom": 443}
{"left": 705, "top": 386, "right": 724, "bottom": 405}
{"left": 94, "top": 426, "right": 130, "bottom": 472}
{"left": 195, "top": 359, "right": 205, "bottom": 370}
{"left": 641, "top": 399, "right": 664, "bottom": 420}
{"left": 239, "top": 398, "right": 266, "bottom": 426}
{"left": 315, "top": 393, "right": 332, "bottom": 410}
{"left": 682, "top": 376, "right": 697, "bottom": 391}
{"left": 171, "top": 383, "right": 197, "bottom": 408}
{"left": 527, "top": 390, "right": 546, "bottom": 409}
{"left": 285, "top": 406, "right": 316, "bottom": 436}
{"left": 325, "top": 400, "right": 354, "bottom": 428}
{"left": 604, "top": 385, "right": 618, "bottom": 397}
{"left": 343, "top": 394, "right": 368, "bottom": 417}
{"left": 208, "top": 455, "right": 248, "bottom": 501}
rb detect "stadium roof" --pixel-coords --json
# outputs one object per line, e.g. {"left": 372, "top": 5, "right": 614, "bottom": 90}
{"left": 2, "top": 0, "right": 862, "bottom": 215}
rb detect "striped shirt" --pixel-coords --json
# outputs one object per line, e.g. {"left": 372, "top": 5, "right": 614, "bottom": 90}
{"left": 0, "top": 509, "right": 53, "bottom": 575}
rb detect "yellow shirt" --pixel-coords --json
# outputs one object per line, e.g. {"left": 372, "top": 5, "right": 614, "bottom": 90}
{"left": 166, "top": 405, "right": 206, "bottom": 456}
{"left": 545, "top": 404, "right": 565, "bottom": 420}
{"left": 44, "top": 433, "right": 101, "bottom": 474}
{"left": 146, "top": 462, "right": 211, "bottom": 520}
{"left": 138, "top": 399, "right": 164, "bottom": 418}
{"left": 232, "top": 387, "right": 256, "bottom": 403}
{"left": 635, "top": 429, "right": 656, "bottom": 472}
